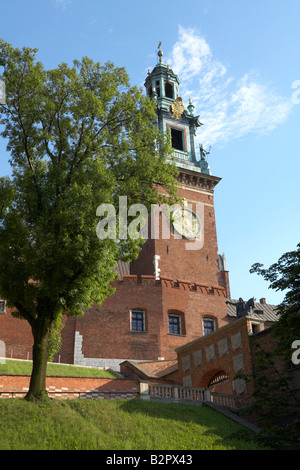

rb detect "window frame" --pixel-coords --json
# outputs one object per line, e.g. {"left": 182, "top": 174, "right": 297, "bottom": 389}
{"left": 167, "top": 124, "right": 187, "bottom": 153}
{"left": 130, "top": 309, "right": 146, "bottom": 332}
{"left": 168, "top": 313, "right": 182, "bottom": 335}
{"left": 249, "top": 321, "right": 262, "bottom": 334}
{"left": 203, "top": 317, "right": 215, "bottom": 335}
{"left": 0, "top": 300, "right": 6, "bottom": 314}
{"left": 155, "top": 80, "right": 161, "bottom": 98}
{"left": 164, "top": 80, "right": 174, "bottom": 99}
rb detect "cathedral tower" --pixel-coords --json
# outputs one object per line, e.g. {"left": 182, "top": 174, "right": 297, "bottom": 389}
{"left": 54, "top": 46, "right": 231, "bottom": 368}
{"left": 131, "top": 45, "right": 230, "bottom": 296}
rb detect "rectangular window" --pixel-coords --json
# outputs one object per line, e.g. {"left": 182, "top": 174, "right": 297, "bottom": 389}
{"left": 155, "top": 80, "right": 161, "bottom": 98}
{"left": 0, "top": 300, "right": 6, "bottom": 314}
{"left": 168, "top": 314, "right": 181, "bottom": 335}
{"left": 203, "top": 318, "right": 215, "bottom": 335}
{"left": 170, "top": 128, "right": 184, "bottom": 151}
{"left": 131, "top": 309, "right": 145, "bottom": 332}
{"left": 250, "top": 322, "right": 261, "bottom": 334}
{"left": 164, "top": 81, "right": 173, "bottom": 99}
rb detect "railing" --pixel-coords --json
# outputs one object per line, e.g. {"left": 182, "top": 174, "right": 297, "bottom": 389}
{"left": 210, "top": 392, "right": 237, "bottom": 409}
{"left": 142, "top": 382, "right": 210, "bottom": 403}
{"left": 0, "top": 386, "right": 237, "bottom": 408}
{"left": 173, "top": 150, "right": 190, "bottom": 162}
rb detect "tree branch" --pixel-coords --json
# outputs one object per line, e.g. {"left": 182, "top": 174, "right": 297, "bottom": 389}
{"left": 14, "top": 301, "right": 35, "bottom": 328}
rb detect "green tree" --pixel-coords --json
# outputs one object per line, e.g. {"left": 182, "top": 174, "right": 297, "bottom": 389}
{"left": 250, "top": 243, "right": 300, "bottom": 356}
{"left": 0, "top": 39, "right": 178, "bottom": 400}
{"left": 249, "top": 243, "right": 300, "bottom": 449}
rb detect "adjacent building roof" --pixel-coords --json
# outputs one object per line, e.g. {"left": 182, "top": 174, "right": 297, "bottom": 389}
{"left": 226, "top": 299, "right": 279, "bottom": 323}
{"left": 139, "top": 360, "right": 178, "bottom": 378}
{"left": 116, "top": 260, "right": 130, "bottom": 279}
{"left": 121, "top": 360, "right": 178, "bottom": 380}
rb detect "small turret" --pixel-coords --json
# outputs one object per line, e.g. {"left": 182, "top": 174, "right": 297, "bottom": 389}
{"left": 145, "top": 42, "right": 212, "bottom": 175}
{"left": 144, "top": 42, "right": 180, "bottom": 105}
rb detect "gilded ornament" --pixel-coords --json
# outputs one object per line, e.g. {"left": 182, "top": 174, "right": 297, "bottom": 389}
{"left": 171, "top": 97, "right": 184, "bottom": 120}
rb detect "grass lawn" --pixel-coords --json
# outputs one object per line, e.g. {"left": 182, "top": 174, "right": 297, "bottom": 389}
{"left": 0, "top": 398, "right": 268, "bottom": 450}
{"left": 0, "top": 358, "right": 115, "bottom": 378}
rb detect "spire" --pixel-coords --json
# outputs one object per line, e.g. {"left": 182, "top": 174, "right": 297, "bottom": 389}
{"left": 157, "top": 41, "right": 163, "bottom": 63}
{"left": 144, "top": 45, "right": 215, "bottom": 176}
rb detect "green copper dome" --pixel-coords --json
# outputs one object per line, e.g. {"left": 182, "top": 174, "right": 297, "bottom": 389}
{"left": 145, "top": 44, "right": 211, "bottom": 175}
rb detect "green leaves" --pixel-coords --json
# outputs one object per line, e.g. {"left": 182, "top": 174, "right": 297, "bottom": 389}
{"left": 250, "top": 243, "right": 300, "bottom": 354}
{"left": 0, "top": 38, "right": 177, "bottom": 330}
{"left": 248, "top": 245, "right": 300, "bottom": 447}
{"left": 0, "top": 39, "right": 180, "bottom": 394}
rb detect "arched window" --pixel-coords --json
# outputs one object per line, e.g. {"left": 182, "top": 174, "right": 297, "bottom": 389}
{"left": 208, "top": 370, "right": 230, "bottom": 388}
{"left": 164, "top": 81, "right": 173, "bottom": 99}
{"left": 203, "top": 317, "right": 216, "bottom": 335}
{"left": 155, "top": 80, "right": 161, "bottom": 98}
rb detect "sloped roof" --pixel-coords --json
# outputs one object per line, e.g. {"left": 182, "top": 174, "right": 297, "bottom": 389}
{"left": 116, "top": 260, "right": 130, "bottom": 279}
{"left": 140, "top": 360, "right": 178, "bottom": 378}
{"left": 122, "top": 360, "right": 178, "bottom": 379}
{"left": 227, "top": 299, "right": 279, "bottom": 323}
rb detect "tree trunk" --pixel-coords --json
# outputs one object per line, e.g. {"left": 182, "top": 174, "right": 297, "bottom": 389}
{"left": 25, "top": 317, "right": 51, "bottom": 401}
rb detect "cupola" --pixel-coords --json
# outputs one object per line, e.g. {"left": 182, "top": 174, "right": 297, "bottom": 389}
{"left": 145, "top": 43, "right": 212, "bottom": 176}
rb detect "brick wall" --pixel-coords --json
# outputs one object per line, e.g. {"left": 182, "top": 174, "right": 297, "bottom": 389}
{"left": 160, "top": 276, "right": 228, "bottom": 359}
{"left": 53, "top": 316, "right": 76, "bottom": 365}
{"left": 0, "top": 276, "right": 229, "bottom": 370}
{"left": 131, "top": 184, "right": 222, "bottom": 288}
{"left": 0, "top": 174, "right": 229, "bottom": 371}
{"left": 0, "top": 375, "right": 138, "bottom": 400}
{"left": 0, "top": 307, "right": 33, "bottom": 360}
{"left": 175, "top": 317, "right": 257, "bottom": 407}
{"left": 70, "top": 274, "right": 228, "bottom": 370}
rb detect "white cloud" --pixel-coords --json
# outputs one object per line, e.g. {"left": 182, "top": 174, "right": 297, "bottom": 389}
{"left": 169, "top": 26, "right": 212, "bottom": 80}
{"left": 52, "top": 0, "right": 72, "bottom": 11}
{"left": 167, "top": 26, "right": 293, "bottom": 148}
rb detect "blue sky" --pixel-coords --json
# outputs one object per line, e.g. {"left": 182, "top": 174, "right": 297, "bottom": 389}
{"left": 0, "top": 0, "right": 299, "bottom": 305}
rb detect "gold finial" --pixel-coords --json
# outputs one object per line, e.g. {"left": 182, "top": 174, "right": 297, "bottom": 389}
{"left": 157, "top": 41, "right": 163, "bottom": 61}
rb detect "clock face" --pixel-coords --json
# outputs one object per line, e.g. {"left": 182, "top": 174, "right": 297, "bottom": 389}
{"left": 172, "top": 207, "right": 201, "bottom": 239}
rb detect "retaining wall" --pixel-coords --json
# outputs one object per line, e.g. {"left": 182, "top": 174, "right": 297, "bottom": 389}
{"left": 0, "top": 375, "right": 138, "bottom": 400}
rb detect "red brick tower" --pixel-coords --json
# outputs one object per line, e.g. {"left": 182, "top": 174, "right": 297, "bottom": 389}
{"left": 131, "top": 45, "right": 230, "bottom": 294}
{"left": 61, "top": 47, "right": 231, "bottom": 370}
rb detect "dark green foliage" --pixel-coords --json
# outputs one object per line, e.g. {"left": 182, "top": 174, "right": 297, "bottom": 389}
{"left": 250, "top": 243, "right": 300, "bottom": 356}
{"left": 0, "top": 39, "right": 178, "bottom": 399}
{"left": 248, "top": 244, "right": 300, "bottom": 449}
